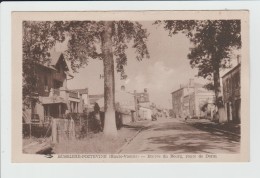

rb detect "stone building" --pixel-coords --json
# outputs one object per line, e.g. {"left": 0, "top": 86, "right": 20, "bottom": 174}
{"left": 222, "top": 63, "right": 241, "bottom": 123}
{"left": 93, "top": 86, "right": 152, "bottom": 123}
{"left": 171, "top": 80, "right": 195, "bottom": 118}
{"left": 171, "top": 79, "right": 215, "bottom": 118}
{"left": 183, "top": 87, "right": 215, "bottom": 118}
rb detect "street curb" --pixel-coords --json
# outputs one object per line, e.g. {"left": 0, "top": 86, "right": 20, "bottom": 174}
{"left": 203, "top": 126, "right": 241, "bottom": 137}
{"left": 179, "top": 119, "right": 240, "bottom": 137}
{"left": 116, "top": 124, "right": 147, "bottom": 154}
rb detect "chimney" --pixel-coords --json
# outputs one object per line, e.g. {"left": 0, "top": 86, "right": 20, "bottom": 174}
{"left": 121, "top": 85, "right": 125, "bottom": 91}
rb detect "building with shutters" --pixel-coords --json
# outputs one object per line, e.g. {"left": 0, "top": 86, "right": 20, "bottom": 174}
{"left": 171, "top": 79, "right": 215, "bottom": 119}
{"left": 222, "top": 63, "right": 241, "bottom": 123}
{"left": 23, "top": 51, "right": 86, "bottom": 125}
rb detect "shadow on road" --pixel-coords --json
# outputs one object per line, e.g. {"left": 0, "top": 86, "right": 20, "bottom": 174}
{"left": 123, "top": 124, "right": 153, "bottom": 132}
{"left": 143, "top": 122, "right": 240, "bottom": 154}
{"left": 147, "top": 134, "right": 238, "bottom": 154}
{"left": 189, "top": 122, "right": 240, "bottom": 136}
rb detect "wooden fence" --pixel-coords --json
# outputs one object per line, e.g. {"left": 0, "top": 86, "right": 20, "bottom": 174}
{"left": 51, "top": 118, "right": 75, "bottom": 144}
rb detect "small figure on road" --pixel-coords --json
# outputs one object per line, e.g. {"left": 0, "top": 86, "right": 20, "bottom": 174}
{"left": 184, "top": 111, "right": 190, "bottom": 121}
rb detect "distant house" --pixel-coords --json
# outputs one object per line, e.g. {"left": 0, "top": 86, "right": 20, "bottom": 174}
{"left": 171, "top": 81, "right": 195, "bottom": 118}
{"left": 185, "top": 87, "right": 215, "bottom": 118}
{"left": 90, "top": 86, "right": 152, "bottom": 124}
{"left": 135, "top": 88, "right": 150, "bottom": 103}
{"left": 171, "top": 79, "right": 215, "bottom": 118}
{"left": 88, "top": 94, "right": 104, "bottom": 111}
{"left": 69, "top": 88, "right": 88, "bottom": 112}
{"left": 25, "top": 51, "right": 85, "bottom": 124}
{"left": 116, "top": 87, "right": 152, "bottom": 122}
{"left": 135, "top": 88, "right": 152, "bottom": 120}
{"left": 91, "top": 86, "right": 136, "bottom": 124}
{"left": 138, "top": 105, "right": 152, "bottom": 120}
{"left": 222, "top": 63, "right": 241, "bottom": 123}
{"left": 115, "top": 87, "right": 136, "bottom": 124}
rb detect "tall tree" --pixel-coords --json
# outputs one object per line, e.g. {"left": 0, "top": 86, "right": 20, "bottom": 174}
{"left": 157, "top": 20, "right": 241, "bottom": 111}
{"left": 65, "top": 21, "right": 150, "bottom": 137}
{"left": 101, "top": 21, "right": 117, "bottom": 136}
{"left": 22, "top": 21, "right": 65, "bottom": 107}
{"left": 23, "top": 20, "right": 150, "bottom": 137}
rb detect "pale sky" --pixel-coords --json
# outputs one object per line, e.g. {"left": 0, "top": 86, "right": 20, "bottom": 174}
{"left": 56, "top": 21, "right": 211, "bottom": 109}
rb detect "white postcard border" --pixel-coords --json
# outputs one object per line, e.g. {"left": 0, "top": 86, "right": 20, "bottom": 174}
{"left": 1, "top": 1, "right": 260, "bottom": 178}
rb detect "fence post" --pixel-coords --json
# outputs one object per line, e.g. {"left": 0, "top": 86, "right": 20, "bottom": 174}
{"left": 52, "top": 119, "right": 57, "bottom": 144}
{"left": 69, "top": 119, "right": 75, "bottom": 140}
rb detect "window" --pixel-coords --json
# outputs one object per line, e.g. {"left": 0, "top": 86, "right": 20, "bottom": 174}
{"left": 44, "top": 75, "right": 48, "bottom": 91}
{"left": 236, "top": 72, "right": 240, "bottom": 88}
{"left": 53, "top": 80, "right": 62, "bottom": 89}
{"left": 226, "top": 78, "right": 230, "bottom": 94}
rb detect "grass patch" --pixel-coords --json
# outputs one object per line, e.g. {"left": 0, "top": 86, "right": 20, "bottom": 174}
{"left": 53, "top": 124, "right": 148, "bottom": 154}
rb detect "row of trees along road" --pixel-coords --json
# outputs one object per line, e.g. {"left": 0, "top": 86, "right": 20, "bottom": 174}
{"left": 23, "top": 20, "right": 241, "bottom": 137}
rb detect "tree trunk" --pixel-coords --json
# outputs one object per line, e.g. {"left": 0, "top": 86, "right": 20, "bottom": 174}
{"left": 213, "top": 65, "right": 221, "bottom": 102}
{"left": 213, "top": 61, "right": 224, "bottom": 122}
{"left": 101, "top": 21, "right": 117, "bottom": 137}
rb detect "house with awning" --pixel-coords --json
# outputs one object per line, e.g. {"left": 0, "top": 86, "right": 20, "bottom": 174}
{"left": 68, "top": 88, "right": 88, "bottom": 113}
{"left": 25, "top": 51, "right": 86, "bottom": 125}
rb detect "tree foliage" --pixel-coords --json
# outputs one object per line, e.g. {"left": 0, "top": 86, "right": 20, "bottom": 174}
{"left": 22, "top": 21, "right": 66, "bottom": 105}
{"left": 157, "top": 20, "right": 241, "bottom": 78}
{"left": 64, "top": 21, "right": 150, "bottom": 79}
{"left": 22, "top": 20, "right": 150, "bottom": 102}
{"left": 156, "top": 20, "right": 241, "bottom": 102}
{"left": 23, "top": 20, "right": 150, "bottom": 137}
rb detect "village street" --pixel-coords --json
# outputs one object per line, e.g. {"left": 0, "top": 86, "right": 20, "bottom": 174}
{"left": 20, "top": 19, "right": 243, "bottom": 157}
{"left": 120, "top": 118, "right": 240, "bottom": 154}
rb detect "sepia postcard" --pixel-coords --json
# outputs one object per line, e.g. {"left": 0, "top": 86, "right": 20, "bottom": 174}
{"left": 12, "top": 10, "right": 249, "bottom": 163}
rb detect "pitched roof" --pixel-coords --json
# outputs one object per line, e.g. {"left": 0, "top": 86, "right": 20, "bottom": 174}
{"left": 49, "top": 51, "right": 63, "bottom": 66}
{"left": 48, "top": 51, "right": 70, "bottom": 72}
{"left": 222, "top": 63, "right": 241, "bottom": 78}
{"left": 37, "top": 63, "right": 57, "bottom": 71}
